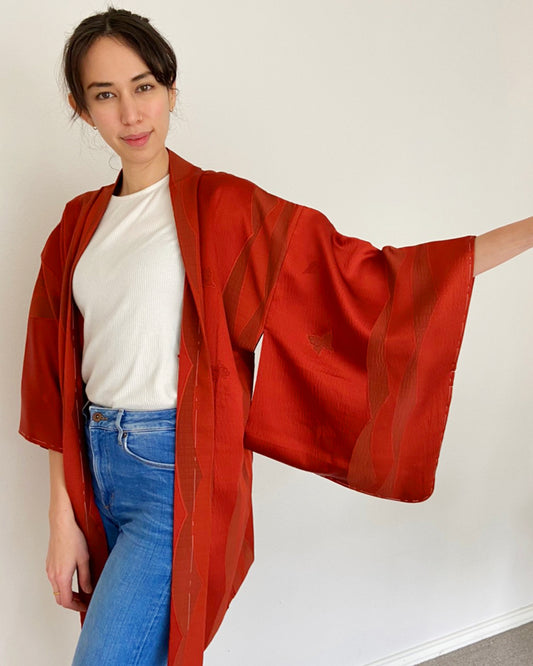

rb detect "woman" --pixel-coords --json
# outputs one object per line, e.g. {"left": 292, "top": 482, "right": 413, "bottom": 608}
{"left": 19, "top": 7, "right": 533, "bottom": 666}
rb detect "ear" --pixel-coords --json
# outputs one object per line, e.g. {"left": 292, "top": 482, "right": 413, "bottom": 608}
{"left": 68, "top": 93, "right": 94, "bottom": 127}
{"left": 168, "top": 82, "right": 177, "bottom": 112}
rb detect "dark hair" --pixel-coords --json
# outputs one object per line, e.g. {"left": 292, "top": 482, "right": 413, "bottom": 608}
{"left": 63, "top": 7, "right": 177, "bottom": 118}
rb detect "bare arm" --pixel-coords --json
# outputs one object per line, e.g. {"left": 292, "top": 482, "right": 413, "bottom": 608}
{"left": 473, "top": 215, "right": 533, "bottom": 276}
{"left": 46, "top": 450, "right": 92, "bottom": 611}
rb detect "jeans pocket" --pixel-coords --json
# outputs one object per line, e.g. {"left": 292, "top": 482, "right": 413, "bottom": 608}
{"left": 121, "top": 430, "right": 175, "bottom": 470}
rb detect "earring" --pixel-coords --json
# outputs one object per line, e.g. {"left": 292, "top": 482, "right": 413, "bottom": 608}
{"left": 92, "top": 126, "right": 97, "bottom": 130}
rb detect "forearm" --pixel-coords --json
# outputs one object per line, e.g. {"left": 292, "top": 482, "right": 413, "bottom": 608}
{"left": 48, "top": 450, "right": 75, "bottom": 526}
{"left": 47, "top": 451, "right": 92, "bottom": 608}
{"left": 473, "top": 215, "right": 533, "bottom": 276}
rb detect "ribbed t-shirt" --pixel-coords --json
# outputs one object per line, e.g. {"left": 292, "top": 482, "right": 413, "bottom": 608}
{"left": 72, "top": 174, "right": 184, "bottom": 409}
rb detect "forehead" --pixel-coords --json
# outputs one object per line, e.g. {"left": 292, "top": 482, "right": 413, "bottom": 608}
{"left": 80, "top": 37, "right": 150, "bottom": 88}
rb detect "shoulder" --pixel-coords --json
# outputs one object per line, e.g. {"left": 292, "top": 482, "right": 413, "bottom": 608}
{"left": 198, "top": 171, "right": 256, "bottom": 226}
{"left": 197, "top": 169, "right": 297, "bottom": 229}
{"left": 40, "top": 184, "right": 113, "bottom": 272}
{"left": 198, "top": 170, "right": 256, "bottom": 208}
{"left": 61, "top": 185, "right": 110, "bottom": 224}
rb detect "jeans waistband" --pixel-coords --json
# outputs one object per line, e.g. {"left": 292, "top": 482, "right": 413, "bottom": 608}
{"left": 83, "top": 401, "right": 176, "bottom": 431}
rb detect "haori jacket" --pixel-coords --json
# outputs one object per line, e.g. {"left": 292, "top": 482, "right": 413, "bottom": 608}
{"left": 19, "top": 149, "right": 475, "bottom": 665}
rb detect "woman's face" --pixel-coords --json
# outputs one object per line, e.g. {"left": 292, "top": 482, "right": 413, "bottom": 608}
{"left": 73, "top": 37, "right": 176, "bottom": 172}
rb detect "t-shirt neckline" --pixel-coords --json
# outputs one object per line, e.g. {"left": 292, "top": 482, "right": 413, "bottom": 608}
{"left": 111, "top": 173, "right": 170, "bottom": 201}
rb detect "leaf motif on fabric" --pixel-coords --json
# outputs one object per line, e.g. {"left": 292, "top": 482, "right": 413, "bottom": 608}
{"left": 202, "top": 267, "right": 216, "bottom": 287}
{"left": 308, "top": 330, "right": 333, "bottom": 355}
{"left": 211, "top": 363, "right": 230, "bottom": 382}
{"left": 303, "top": 260, "right": 321, "bottom": 274}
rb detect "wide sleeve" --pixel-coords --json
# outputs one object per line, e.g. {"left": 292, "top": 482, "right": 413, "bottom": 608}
{"left": 244, "top": 205, "right": 475, "bottom": 502}
{"left": 19, "top": 228, "right": 63, "bottom": 452}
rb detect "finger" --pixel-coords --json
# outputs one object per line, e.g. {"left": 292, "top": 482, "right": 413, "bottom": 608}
{"left": 47, "top": 571, "right": 64, "bottom": 607}
{"left": 77, "top": 559, "right": 93, "bottom": 594}
{"left": 58, "top": 588, "right": 87, "bottom": 612}
{"left": 57, "top": 575, "right": 75, "bottom": 610}
{"left": 71, "top": 591, "right": 88, "bottom": 612}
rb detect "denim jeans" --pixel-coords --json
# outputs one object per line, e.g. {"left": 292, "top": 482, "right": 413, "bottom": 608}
{"left": 72, "top": 403, "right": 176, "bottom": 666}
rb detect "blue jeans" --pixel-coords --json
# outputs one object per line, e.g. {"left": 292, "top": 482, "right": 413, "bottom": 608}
{"left": 72, "top": 404, "right": 176, "bottom": 666}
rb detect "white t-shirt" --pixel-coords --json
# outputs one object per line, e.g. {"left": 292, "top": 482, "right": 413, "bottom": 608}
{"left": 72, "top": 174, "right": 184, "bottom": 409}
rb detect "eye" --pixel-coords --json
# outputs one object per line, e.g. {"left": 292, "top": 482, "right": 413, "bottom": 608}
{"left": 95, "top": 91, "right": 115, "bottom": 101}
{"left": 137, "top": 83, "right": 154, "bottom": 93}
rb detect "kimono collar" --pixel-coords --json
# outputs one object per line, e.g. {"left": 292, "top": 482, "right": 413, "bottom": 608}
{"left": 105, "top": 147, "right": 200, "bottom": 199}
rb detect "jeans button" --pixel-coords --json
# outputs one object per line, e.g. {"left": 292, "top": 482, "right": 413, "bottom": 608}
{"left": 92, "top": 412, "right": 108, "bottom": 422}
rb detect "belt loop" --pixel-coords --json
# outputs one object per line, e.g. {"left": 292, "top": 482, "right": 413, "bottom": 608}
{"left": 82, "top": 400, "right": 91, "bottom": 423}
{"left": 115, "top": 409, "right": 125, "bottom": 445}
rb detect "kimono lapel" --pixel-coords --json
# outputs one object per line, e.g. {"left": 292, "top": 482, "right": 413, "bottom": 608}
{"left": 167, "top": 151, "right": 216, "bottom": 664}
{"left": 58, "top": 184, "right": 118, "bottom": 597}
{"left": 168, "top": 150, "right": 206, "bottom": 322}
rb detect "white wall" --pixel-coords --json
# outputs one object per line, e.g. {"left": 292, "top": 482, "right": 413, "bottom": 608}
{"left": 2, "top": 1, "right": 532, "bottom": 664}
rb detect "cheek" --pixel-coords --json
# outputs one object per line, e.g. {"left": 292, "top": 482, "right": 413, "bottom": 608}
{"left": 153, "top": 97, "right": 171, "bottom": 121}
{"left": 89, "top": 107, "right": 117, "bottom": 129}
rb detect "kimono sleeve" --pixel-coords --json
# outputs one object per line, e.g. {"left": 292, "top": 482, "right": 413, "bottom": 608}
{"left": 244, "top": 205, "right": 475, "bottom": 502}
{"left": 19, "top": 228, "right": 63, "bottom": 452}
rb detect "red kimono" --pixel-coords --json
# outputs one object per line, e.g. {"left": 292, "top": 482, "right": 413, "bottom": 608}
{"left": 19, "top": 149, "right": 475, "bottom": 665}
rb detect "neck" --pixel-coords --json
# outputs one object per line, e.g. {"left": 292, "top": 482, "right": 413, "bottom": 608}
{"left": 118, "top": 148, "right": 170, "bottom": 196}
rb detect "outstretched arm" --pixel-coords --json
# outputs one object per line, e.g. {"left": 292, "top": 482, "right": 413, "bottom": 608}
{"left": 474, "top": 215, "right": 533, "bottom": 276}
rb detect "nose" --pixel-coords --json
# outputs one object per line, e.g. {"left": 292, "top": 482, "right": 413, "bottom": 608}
{"left": 120, "top": 94, "right": 142, "bottom": 126}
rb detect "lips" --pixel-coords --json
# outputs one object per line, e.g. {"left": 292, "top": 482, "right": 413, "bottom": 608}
{"left": 121, "top": 131, "right": 152, "bottom": 147}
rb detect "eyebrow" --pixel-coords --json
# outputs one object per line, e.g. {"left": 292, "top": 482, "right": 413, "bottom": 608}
{"left": 86, "top": 71, "right": 154, "bottom": 90}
